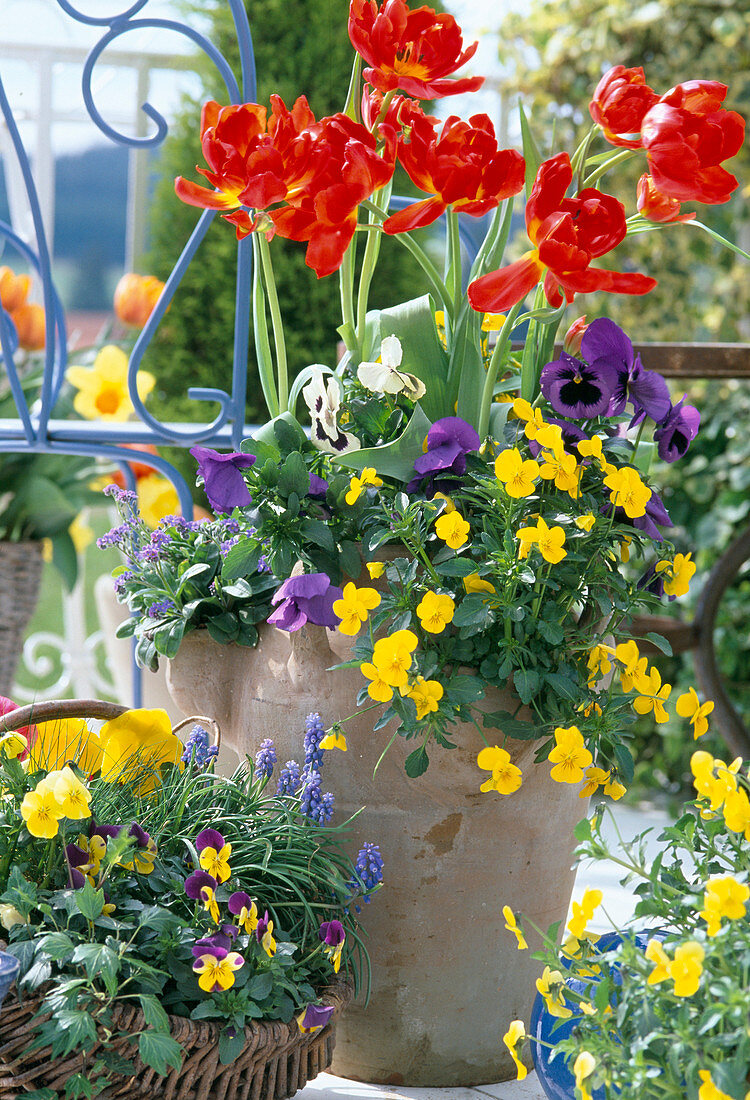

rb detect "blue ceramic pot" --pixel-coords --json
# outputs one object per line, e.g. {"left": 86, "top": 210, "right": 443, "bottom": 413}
{"left": 0, "top": 952, "right": 19, "bottom": 1010}
{"left": 530, "top": 931, "right": 656, "bottom": 1100}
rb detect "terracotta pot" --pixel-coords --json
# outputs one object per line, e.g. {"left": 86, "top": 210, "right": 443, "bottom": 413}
{"left": 167, "top": 625, "right": 585, "bottom": 1088}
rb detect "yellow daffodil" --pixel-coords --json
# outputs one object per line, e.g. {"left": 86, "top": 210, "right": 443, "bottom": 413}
{"left": 676, "top": 687, "right": 715, "bottom": 739}
{"left": 463, "top": 573, "right": 496, "bottom": 595}
{"left": 193, "top": 951, "right": 244, "bottom": 993}
{"left": 547, "top": 726, "right": 593, "bottom": 784}
{"left": 477, "top": 745, "right": 523, "bottom": 795}
{"left": 574, "top": 1051, "right": 596, "bottom": 1100}
{"left": 50, "top": 765, "right": 92, "bottom": 820}
{"left": 645, "top": 938, "right": 671, "bottom": 984}
{"left": 536, "top": 966, "right": 572, "bottom": 1018}
{"left": 655, "top": 552, "right": 696, "bottom": 597}
{"left": 434, "top": 510, "right": 470, "bottom": 549}
{"left": 416, "top": 591, "right": 455, "bottom": 634}
{"left": 567, "top": 888, "right": 603, "bottom": 939}
{"left": 502, "top": 1019, "right": 528, "bottom": 1081}
{"left": 366, "top": 561, "right": 385, "bottom": 579}
{"left": 20, "top": 782, "right": 64, "bottom": 838}
{"left": 575, "top": 513, "right": 596, "bottom": 532}
{"left": 632, "top": 667, "right": 671, "bottom": 723}
{"left": 199, "top": 842, "right": 232, "bottom": 884}
{"left": 345, "top": 467, "right": 383, "bottom": 505}
{"left": 699, "top": 874, "right": 750, "bottom": 936}
{"left": 603, "top": 465, "right": 652, "bottom": 518}
{"left": 669, "top": 940, "right": 704, "bottom": 997}
{"left": 502, "top": 906, "right": 527, "bottom": 950}
{"left": 494, "top": 448, "right": 540, "bottom": 498}
{"left": 698, "top": 1070, "right": 734, "bottom": 1100}
{"left": 99, "top": 708, "right": 183, "bottom": 796}
{"left": 406, "top": 677, "right": 444, "bottom": 720}
{"left": 66, "top": 345, "right": 155, "bottom": 421}
{"left": 320, "top": 729, "right": 348, "bottom": 752}
{"left": 29, "top": 717, "right": 103, "bottom": 776}
{"left": 137, "top": 473, "right": 180, "bottom": 529}
{"left": 333, "top": 582, "right": 381, "bottom": 635}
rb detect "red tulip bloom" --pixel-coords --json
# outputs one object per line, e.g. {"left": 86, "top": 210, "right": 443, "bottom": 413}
{"left": 382, "top": 113, "right": 525, "bottom": 233}
{"left": 361, "top": 84, "right": 436, "bottom": 136}
{"left": 640, "top": 81, "right": 745, "bottom": 205}
{"left": 636, "top": 174, "right": 694, "bottom": 224}
{"left": 348, "top": 0, "right": 483, "bottom": 100}
{"left": 468, "top": 153, "right": 657, "bottom": 313}
{"left": 589, "top": 66, "right": 658, "bottom": 149}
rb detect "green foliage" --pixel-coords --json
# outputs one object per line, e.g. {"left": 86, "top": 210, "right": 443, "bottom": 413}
{"left": 144, "top": 0, "right": 428, "bottom": 432}
{"left": 494, "top": 0, "right": 749, "bottom": 341}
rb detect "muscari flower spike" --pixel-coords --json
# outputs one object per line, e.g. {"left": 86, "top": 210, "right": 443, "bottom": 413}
{"left": 255, "top": 738, "right": 277, "bottom": 779}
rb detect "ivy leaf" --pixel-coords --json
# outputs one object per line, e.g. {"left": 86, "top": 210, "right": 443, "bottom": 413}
{"left": 138, "top": 1031, "right": 183, "bottom": 1076}
{"left": 74, "top": 882, "right": 104, "bottom": 921}
{"left": 138, "top": 994, "right": 170, "bottom": 1032}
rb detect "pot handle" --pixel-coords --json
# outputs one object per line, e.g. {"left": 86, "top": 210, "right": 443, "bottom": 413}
{"left": 0, "top": 700, "right": 221, "bottom": 749}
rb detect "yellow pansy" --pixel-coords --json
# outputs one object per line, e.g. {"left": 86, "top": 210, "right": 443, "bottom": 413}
{"left": 698, "top": 1070, "right": 734, "bottom": 1100}
{"left": 193, "top": 951, "right": 244, "bottom": 993}
{"left": 655, "top": 552, "right": 696, "bottom": 597}
{"left": 320, "top": 729, "right": 348, "bottom": 752}
{"left": 538, "top": 446, "right": 580, "bottom": 497}
{"left": 502, "top": 1019, "right": 527, "bottom": 1081}
{"left": 20, "top": 781, "right": 64, "bottom": 838}
{"left": 723, "top": 786, "right": 750, "bottom": 839}
{"left": 586, "top": 644, "right": 615, "bottom": 686}
{"left": 50, "top": 766, "right": 91, "bottom": 820}
{"left": 632, "top": 667, "right": 671, "bottom": 723}
{"left": 370, "top": 630, "right": 418, "bottom": 688}
{"left": 434, "top": 510, "right": 470, "bottom": 549}
{"left": 603, "top": 465, "right": 652, "bottom": 519}
{"left": 494, "top": 448, "right": 540, "bottom": 498}
{"left": 361, "top": 662, "right": 394, "bottom": 702}
{"left": 416, "top": 591, "right": 455, "bottom": 634}
{"left": 579, "top": 766, "right": 612, "bottom": 798}
{"left": 0, "top": 903, "right": 26, "bottom": 931}
{"left": 536, "top": 966, "right": 572, "bottom": 1018}
{"left": 567, "top": 888, "right": 603, "bottom": 939}
{"left": 699, "top": 874, "right": 750, "bottom": 936}
{"left": 137, "top": 473, "right": 180, "bottom": 529}
{"left": 406, "top": 677, "right": 444, "bottom": 720}
{"left": 463, "top": 573, "right": 496, "bottom": 595}
{"left": 547, "top": 726, "right": 593, "bottom": 784}
{"left": 0, "top": 731, "right": 27, "bottom": 759}
{"left": 516, "top": 516, "right": 566, "bottom": 564}
{"left": 669, "top": 940, "right": 704, "bottom": 997}
{"left": 574, "top": 1052, "right": 596, "bottom": 1100}
{"left": 99, "top": 708, "right": 183, "bottom": 795}
{"left": 66, "top": 345, "right": 155, "bottom": 421}
{"left": 29, "top": 718, "right": 103, "bottom": 776}
{"left": 365, "top": 561, "right": 385, "bottom": 580}
{"left": 645, "top": 938, "right": 671, "bottom": 984}
{"left": 575, "top": 513, "right": 596, "bottom": 532}
{"left": 676, "top": 687, "right": 714, "bottom": 739}
{"left": 199, "top": 842, "right": 232, "bottom": 884}
{"left": 345, "top": 467, "right": 383, "bottom": 505}
{"left": 577, "top": 436, "right": 603, "bottom": 461}
{"left": 502, "top": 906, "right": 528, "bottom": 951}
{"left": 477, "top": 745, "right": 523, "bottom": 795}
{"left": 604, "top": 776, "right": 627, "bottom": 800}
{"left": 333, "top": 582, "right": 381, "bottom": 635}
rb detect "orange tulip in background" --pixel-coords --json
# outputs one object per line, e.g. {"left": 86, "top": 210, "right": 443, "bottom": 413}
{"left": 0, "top": 265, "right": 45, "bottom": 351}
{"left": 636, "top": 174, "right": 695, "bottom": 224}
{"left": 113, "top": 273, "right": 165, "bottom": 328}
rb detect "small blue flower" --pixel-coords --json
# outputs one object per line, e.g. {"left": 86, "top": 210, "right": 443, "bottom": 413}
{"left": 304, "top": 713, "right": 326, "bottom": 770}
{"left": 181, "top": 723, "right": 219, "bottom": 767}
{"left": 255, "top": 739, "right": 277, "bottom": 779}
{"left": 349, "top": 843, "right": 384, "bottom": 903}
{"left": 299, "top": 767, "right": 335, "bottom": 825}
{"left": 146, "top": 598, "right": 176, "bottom": 619}
{"left": 277, "top": 760, "right": 301, "bottom": 796}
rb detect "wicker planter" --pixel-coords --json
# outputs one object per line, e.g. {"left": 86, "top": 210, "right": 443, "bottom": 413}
{"left": 0, "top": 541, "right": 44, "bottom": 696}
{"left": 0, "top": 979, "right": 351, "bottom": 1100}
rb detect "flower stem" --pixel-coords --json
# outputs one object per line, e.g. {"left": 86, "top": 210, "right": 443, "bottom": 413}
{"left": 339, "top": 237, "right": 358, "bottom": 359}
{"left": 251, "top": 236, "right": 279, "bottom": 418}
{"left": 583, "top": 147, "right": 638, "bottom": 188}
{"left": 477, "top": 303, "right": 521, "bottom": 438}
{"left": 446, "top": 207, "right": 462, "bottom": 325}
{"left": 360, "top": 200, "right": 453, "bottom": 319}
{"left": 256, "top": 234, "right": 288, "bottom": 412}
{"left": 357, "top": 181, "right": 392, "bottom": 343}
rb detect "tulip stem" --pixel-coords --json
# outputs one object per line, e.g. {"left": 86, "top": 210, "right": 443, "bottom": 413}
{"left": 477, "top": 303, "right": 521, "bottom": 439}
{"left": 357, "top": 181, "right": 392, "bottom": 346}
{"left": 446, "top": 208, "right": 462, "bottom": 321}
{"left": 256, "top": 235, "right": 288, "bottom": 413}
{"left": 583, "top": 147, "right": 637, "bottom": 187}
{"left": 251, "top": 236, "right": 279, "bottom": 418}
{"left": 339, "top": 240, "right": 358, "bottom": 359}
{"left": 360, "top": 200, "right": 453, "bottom": 319}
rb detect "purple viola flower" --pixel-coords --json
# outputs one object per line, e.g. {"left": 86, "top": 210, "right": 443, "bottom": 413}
{"left": 581, "top": 318, "right": 670, "bottom": 423}
{"left": 307, "top": 473, "right": 329, "bottom": 499}
{"left": 195, "top": 828, "right": 225, "bottom": 853}
{"left": 190, "top": 446, "right": 255, "bottom": 514}
{"left": 654, "top": 397, "right": 700, "bottom": 463}
{"left": 192, "top": 944, "right": 229, "bottom": 970}
{"left": 89, "top": 823, "right": 122, "bottom": 843}
{"left": 65, "top": 843, "right": 89, "bottom": 888}
{"left": 637, "top": 562, "right": 666, "bottom": 599}
{"left": 127, "top": 822, "right": 151, "bottom": 849}
{"left": 633, "top": 489, "right": 673, "bottom": 542}
{"left": 319, "top": 919, "right": 345, "bottom": 948}
{"left": 192, "top": 932, "right": 234, "bottom": 958}
{"left": 411, "top": 417, "right": 481, "bottom": 482}
{"left": 298, "top": 1003, "right": 335, "bottom": 1033}
{"left": 267, "top": 573, "right": 343, "bottom": 632}
{"left": 540, "top": 351, "right": 618, "bottom": 419}
{"left": 185, "top": 869, "right": 217, "bottom": 900}
{"left": 227, "top": 891, "right": 254, "bottom": 917}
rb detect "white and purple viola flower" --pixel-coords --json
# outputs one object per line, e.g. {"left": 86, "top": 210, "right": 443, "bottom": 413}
{"left": 302, "top": 370, "right": 361, "bottom": 455}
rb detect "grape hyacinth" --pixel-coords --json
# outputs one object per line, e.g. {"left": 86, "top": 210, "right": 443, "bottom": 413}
{"left": 304, "top": 712, "right": 326, "bottom": 770}
{"left": 277, "top": 760, "right": 301, "bottom": 796}
{"left": 350, "top": 843, "right": 384, "bottom": 903}
{"left": 181, "top": 724, "right": 219, "bottom": 768}
{"left": 299, "top": 766, "right": 335, "bottom": 825}
{"left": 255, "top": 739, "right": 277, "bottom": 779}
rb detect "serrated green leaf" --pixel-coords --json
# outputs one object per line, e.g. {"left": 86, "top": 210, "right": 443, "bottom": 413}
{"left": 74, "top": 882, "right": 104, "bottom": 921}
{"left": 513, "top": 668, "right": 541, "bottom": 705}
{"left": 138, "top": 1031, "right": 182, "bottom": 1077}
{"left": 138, "top": 993, "right": 170, "bottom": 1032}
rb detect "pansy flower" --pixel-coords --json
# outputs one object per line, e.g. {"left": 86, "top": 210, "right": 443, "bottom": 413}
{"left": 540, "top": 351, "right": 618, "bottom": 419}
{"left": 297, "top": 1003, "right": 335, "bottom": 1034}
{"left": 302, "top": 371, "right": 361, "bottom": 455}
{"left": 197, "top": 828, "right": 232, "bottom": 883}
{"left": 653, "top": 397, "right": 700, "bottom": 462}
{"left": 189, "top": 446, "right": 255, "bottom": 514}
{"left": 357, "top": 335, "right": 426, "bottom": 400}
{"left": 268, "top": 573, "right": 343, "bottom": 632}
{"left": 579, "top": 318, "right": 670, "bottom": 424}
{"left": 192, "top": 946, "right": 245, "bottom": 993}
{"left": 409, "top": 416, "right": 480, "bottom": 488}
{"left": 256, "top": 911, "right": 277, "bottom": 957}
{"left": 319, "top": 919, "right": 346, "bottom": 973}
{"left": 192, "top": 930, "right": 236, "bottom": 957}
{"left": 228, "top": 891, "right": 259, "bottom": 935}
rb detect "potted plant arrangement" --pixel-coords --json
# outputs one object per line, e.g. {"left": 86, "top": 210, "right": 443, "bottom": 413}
{"left": 0, "top": 698, "right": 380, "bottom": 1099}
{"left": 103, "top": 0, "right": 746, "bottom": 1084}
{"left": 509, "top": 744, "right": 750, "bottom": 1100}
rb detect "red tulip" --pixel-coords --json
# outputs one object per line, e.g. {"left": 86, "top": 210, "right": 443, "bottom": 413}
{"left": 348, "top": 0, "right": 483, "bottom": 100}
{"left": 382, "top": 113, "right": 525, "bottom": 234}
{"left": 361, "top": 85, "right": 436, "bottom": 135}
{"left": 468, "top": 153, "right": 657, "bottom": 314}
{"left": 113, "top": 273, "right": 165, "bottom": 328}
{"left": 589, "top": 66, "right": 658, "bottom": 149}
{"left": 641, "top": 81, "right": 745, "bottom": 205}
{"left": 636, "top": 174, "right": 695, "bottom": 224}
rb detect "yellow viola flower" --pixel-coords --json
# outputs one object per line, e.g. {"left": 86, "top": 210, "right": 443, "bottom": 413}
{"left": 193, "top": 950, "right": 244, "bottom": 993}
{"left": 669, "top": 940, "right": 704, "bottom": 997}
{"left": 574, "top": 1051, "right": 596, "bottom": 1100}
{"left": 0, "top": 731, "right": 27, "bottom": 759}
{"left": 481, "top": 312, "right": 507, "bottom": 332}
{"left": 434, "top": 510, "right": 470, "bottom": 549}
{"left": 575, "top": 513, "right": 596, "bottom": 532}
{"left": 345, "top": 467, "right": 383, "bottom": 505}
{"left": 406, "top": 677, "right": 444, "bottom": 720}
{"left": 201, "top": 884, "right": 221, "bottom": 924}
{"left": 655, "top": 551, "right": 696, "bottom": 597}
{"left": 676, "top": 687, "right": 715, "bottom": 739}
{"left": 432, "top": 491, "right": 455, "bottom": 513}
{"left": 50, "top": 765, "right": 92, "bottom": 820}
{"left": 512, "top": 397, "right": 534, "bottom": 422}
{"left": 567, "top": 888, "right": 603, "bottom": 939}
{"left": 502, "top": 1019, "right": 527, "bottom": 1081}
{"left": 333, "top": 582, "right": 381, "bottom": 635}
{"left": 137, "top": 473, "right": 180, "bottom": 529}
{"left": 29, "top": 718, "right": 103, "bottom": 776}
{"left": 69, "top": 514, "right": 94, "bottom": 554}
{"left": 361, "top": 662, "right": 394, "bottom": 702}
{"left": 698, "top": 1070, "right": 734, "bottom": 1100}
{"left": 463, "top": 573, "right": 496, "bottom": 595}
{"left": 416, "top": 591, "right": 455, "bottom": 634}
{"left": 66, "top": 345, "right": 155, "bottom": 421}
{"left": 477, "top": 745, "right": 523, "bottom": 795}
{"left": 365, "top": 561, "right": 385, "bottom": 580}
{"left": 603, "top": 465, "right": 652, "bottom": 519}
{"left": 538, "top": 446, "right": 580, "bottom": 497}
{"left": 0, "top": 903, "right": 26, "bottom": 931}
{"left": 723, "top": 786, "right": 750, "bottom": 840}
{"left": 370, "top": 630, "right": 418, "bottom": 688}
{"left": 320, "top": 729, "right": 348, "bottom": 752}
{"left": 517, "top": 516, "right": 567, "bottom": 564}
{"left": 494, "top": 448, "right": 540, "bottom": 498}
{"left": 199, "top": 842, "right": 232, "bottom": 884}
{"left": 547, "top": 726, "right": 593, "bottom": 784}
{"left": 502, "top": 905, "right": 528, "bottom": 951}
{"left": 20, "top": 781, "right": 64, "bottom": 838}
{"left": 99, "top": 708, "right": 183, "bottom": 796}
{"left": 586, "top": 643, "right": 615, "bottom": 685}
{"left": 259, "top": 917, "right": 277, "bottom": 958}
{"left": 699, "top": 874, "right": 750, "bottom": 936}
{"left": 536, "top": 966, "right": 572, "bottom": 1019}
{"left": 604, "top": 776, "right": 627, "bottom": 800}
{"left": 579, "top": 766, "right": 611, "bottom": 798}
{"left": 434, "top": 310, "right": 447, "bottom": 350}
{"left": 577, "top": 436, "right": 603, "bottom": 461}
{"left": 645, "top": 938, "right": 671, "bottom": 984}
{"left": 536, "top": 422, "right": 564, "bottom": 451}
{"left": 632, "top": 667, "right": 671, "bottom": 723}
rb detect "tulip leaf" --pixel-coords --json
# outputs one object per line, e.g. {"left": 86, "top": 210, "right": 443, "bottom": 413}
{"left": 519, "top": 103, "right": 542, "bottom": 197}
{"left": 377, "top": 294, "right": 449, "bottom": 422}
{"left": 333, "top": 404, "right": 431, "bottom": 483}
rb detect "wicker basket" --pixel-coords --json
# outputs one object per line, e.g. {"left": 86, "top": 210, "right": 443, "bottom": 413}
{"left": 0, "top": 699, "right": 354, "bottom": 1100}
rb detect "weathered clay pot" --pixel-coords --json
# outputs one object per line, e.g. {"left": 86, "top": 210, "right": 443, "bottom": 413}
{"left": 167, "top": 625, "right": 585, "bottom": 1088}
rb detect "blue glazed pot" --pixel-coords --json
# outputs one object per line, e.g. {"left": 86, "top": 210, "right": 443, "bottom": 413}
{"left": 0, "top": 952, "right": 19, "bottom": 1011}
{"left": 530, "top": 931, "right": 656, "bottom": 1100}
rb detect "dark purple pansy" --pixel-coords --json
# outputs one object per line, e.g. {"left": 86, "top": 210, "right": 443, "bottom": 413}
{"left": 90, "top": 822, "right": 122, "bottom": 842}
{"left": 65, "top": 844, "right": 88, "bottom": 888}
{"left": 299, "top": 1003, "right": 335, "bottom": 1031}
{"left": 192, "top": 932, "right": 234, "bottom": 958}
{"left": 195, "top": 828, "right": 225, "bottom": 853}
{"left": 637, "top": 562, "right": 667, "bottom": 599}
{"left": 412, "top": 417, "right": 480, "bottom": 481}
{"left": 256, "top": 911, "right": 272, "bottom": 941}
{"left": 581, "top": 318, "right": 670, "bottom": 423}
{"left": 228, "top": 891, "right": 253, "bottom": 916}
{"left": 307, "top": 473, "right": 329, "bottom": 499}
{"left": 185, "top": 869, "right": 217, "bottom": 899}
{"left": 127, "top": 822, "right": 151, "bottom": 848}
{"left": 319, "top": 919, "right": 346, "bottom": 947}
{"left": 540, "top": 351, "right": 618, "bottom": 419}
{"left": 605, "top": 488, "right": 672, "bottom": 542}
{"left": 190, "top": 446, "right": 255, "bottom": 514}
{"left": 654, "top": 397, "right": 700, "bottom": 463}
{"left": 267, "top": 573, "right": 343, "bottom": 632}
